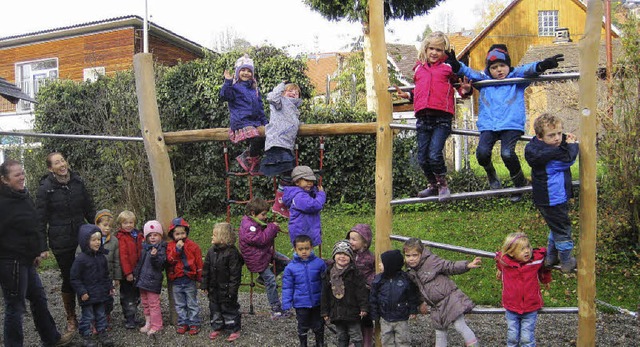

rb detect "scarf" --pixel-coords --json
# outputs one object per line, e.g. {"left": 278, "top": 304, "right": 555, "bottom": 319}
{"left": 54, "top": 171, "right": 71, "bottom": 185}
{"left": 330, "top": 265, "right": 348, "bottom": 299}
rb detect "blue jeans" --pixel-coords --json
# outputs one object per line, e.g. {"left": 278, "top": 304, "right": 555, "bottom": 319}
{"left": 259, "top": 252, "right": 290, "bottom": 311}
{"left": 0, "top": 259, "right": 61, "bottom": 347}
{"left": 506, "top": 310, "right": 538, "bottom": 347}
{"left": 79, "top": 302, "right": 108, "bottom": 337}
{"left": 172, "top": 279, "right": 201, "bottom": 326}
{"left": 416, "top": 114, "right": 453, "bottom": 180}
{"left": 476, "top": 130, "right": 524, "bottom": 177}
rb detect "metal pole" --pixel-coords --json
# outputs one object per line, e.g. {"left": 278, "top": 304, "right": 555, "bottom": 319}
{"left": 0, "top": 131, "right": 143, "bottom": 142}
{"left": 471, "top": 307, "right": 579, "bottom": 314}
{"left": 143, "top": 0, "right": 149, "bottom": 53}
{"left": 388, "top": 73, "right": 580, "bottom": 91}
{"left": 388, "top": 124, "right": 534, "bottom": 141}
{"left": 390, "top": 234, "right": 495, "bottom": 258}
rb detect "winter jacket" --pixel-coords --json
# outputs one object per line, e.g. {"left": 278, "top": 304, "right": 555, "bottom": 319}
{"left": 134, "top": 241, "right": 167, "bottom": 294}
{"left": 406, "top": 248, "right": 475, "bottom": 330}
{"left": 281, "top": 252, "right": 326, "bottom": 311}
{"left": 410, "top": 60, "right": 460, "bottom": 116}
{"left": 220, "top": 78, "right": 267, "bottom": 131}
{"left": 265, "top": 82, "right": 302, "bottom": 152}
{"left": 0, "top": 185, "right": 47, "bottom": 264}
{"left": 35, "top": 171, "right": 95, "bottom": 254}
{"left": 495, "top": 248, "right": 552, "bottom": 315}
{"left": 115, "top": 228, "right": 143, "bottom": 278}
{"left": 202, "top": 244, "right": 244, "bottom": 304}
{"left": 458, "top": 62, "right": 540, "bottom": 132}
{"left": 75, "top": 234, "right": 122, "bottom": 281}
{"left": 70, "top": 224, "right": 113, "bottom": 306}
{"left": 283, "top": 186, "right": 326, "bottom": 246}
{"left": 347, "top": 224, "right": 375, "bottom": 287}
{"left": 238, "top": 215, "right": 280, "bottom": 273}
{"left": 369, "top": 271, "right": 420, "bottom": 322}
{"left": 321, "top": 263, "right": 369, "bottom": 322}
{"left": 525, "top": 135, "right": 579, "bottom": 206}
{"left": 167, "top": 238, "right": 203, "bottom": 282}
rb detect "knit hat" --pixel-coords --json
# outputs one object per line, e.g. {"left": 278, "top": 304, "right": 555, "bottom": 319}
{"left": 94, "top": 209, "right": 113, "bottom": 224}
{"left": 381, "top": 250, "right": 404, "bottom": 277}
{"left": 485, "top": 44, "right": 511, "bottom": 73}
{"left": 332, "top": 240, "right": 354, "bottom": 261}
{"left": 291, "top": 165, "right": 316, "bottom": 182}
{"left": 234, "top": 54, "right": 255, "bottom": 80}
{"left": 143, "top": 220, "right": 163, "bottom": 239}
{"left": 168, "top": 217, "right": 190, "bottom": 239}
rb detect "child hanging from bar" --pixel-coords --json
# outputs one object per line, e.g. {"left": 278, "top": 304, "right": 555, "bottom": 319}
{"left": 451, "top": 44, "right": 564, "bottom": 201}
{"left": 220, "top": 54, "right": 268, "bottom": 174}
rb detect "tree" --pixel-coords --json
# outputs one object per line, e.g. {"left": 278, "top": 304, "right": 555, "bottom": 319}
{"left": 303, "top": 0, "right": 444, "bottom": 111}
{"left": 417, "top": 24, "right": 433, "bottom": 42}
{"left": 473, "top": 0, "right": 509, "bottom": 32}
{"left": 212, "top": 27, "right": 252, "bottom": 52}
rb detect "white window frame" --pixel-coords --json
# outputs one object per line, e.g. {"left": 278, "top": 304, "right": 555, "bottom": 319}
{"left": 14, "top": 58, "right": 59, "bottom": 111}
{"left": 538, "top": 10, "right": 559, "bottom": 37}
{"left": 83, "top": 67, "right": 106, "bottom": 82}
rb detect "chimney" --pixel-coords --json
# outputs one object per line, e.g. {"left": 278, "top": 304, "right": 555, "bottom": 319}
{"left": 554, "top": 27, "right": 572, "bottom": 43}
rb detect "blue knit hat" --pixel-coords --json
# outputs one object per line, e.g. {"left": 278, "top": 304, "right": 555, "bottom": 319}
{"left": 485, "top": 44, "right": 511, "bottom": 74}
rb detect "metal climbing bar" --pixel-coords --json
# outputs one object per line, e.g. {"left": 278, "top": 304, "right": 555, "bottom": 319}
{"left": 471, "top": 307, "right": 579, "bottom": 314}
{"left": 0, "top": 130, "right": 143, "bottom": 142}
{"left": 390, "top": 234, "right": 495, "bottom": 258}
{"left": 388, "top": 124, "right": 534, "bottom": 141}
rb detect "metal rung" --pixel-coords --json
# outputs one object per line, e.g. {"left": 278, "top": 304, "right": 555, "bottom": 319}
{"left": 388, "top": 73, "right": 581, "bottom": 92}
{"left": 471, "top": 307, "right": 578, "bottom": 314}
{"left": 390, "top": 181, "right": 580, "bottom": 206}
{"left": 389, "top": 124, "right": 534, "bottom": 141}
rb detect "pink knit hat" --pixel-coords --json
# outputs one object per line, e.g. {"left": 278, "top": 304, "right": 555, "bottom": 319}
{"left": 143, "top": 220, "right": 163, "bottom": 239}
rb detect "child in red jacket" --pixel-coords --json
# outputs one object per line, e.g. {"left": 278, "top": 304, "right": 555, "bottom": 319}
{"left": 495, "top": 232, "right": 552, "bottom": 347}
{"left": 114, "top": 210, "right": 143, "bottom": 329}
{"left": 166, "top": 217, "right": 203, "bottom": 335}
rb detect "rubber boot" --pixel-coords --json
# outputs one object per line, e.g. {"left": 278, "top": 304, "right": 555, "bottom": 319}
{"left": 484, "top": 164, "right": 502, "bottom": 190}
{"left": 98, "top": 331, "right": 114, "bottom": 347}
{"left": 314, "top": 329, "right": 324, "bottom": 347}
{"left": 247, "top": 156, "right": 263, "bottom": 175}
{"left": 418, "top": 182, "right": 438, "bottom": 198}
{"left": 435, "top": 174, "right": 451, "bottom": 201}
{"left": 558, "top": 249, "right": 577, "bottom": 273}
{"left": 236, "top": 150, "right": 250, "bottom": 172}
{"left": 271, "top": 190, "right": 290, "bottom": 218}
{"left": 509, "top": 170, "right": 528, "bottom": 202}
{"left": 61, "top": 292, "right": 78, "bottom": 333}
{"left": 139, "top": 315, "right": 151, "bottom": 333}
{"left": 82, "top": 335, "right": 97, "bottom": 347}
{"left": 299, "top": 334, "right": 308, "bottom": 347}
{"left": 123, "top": 301, "right": 138, "bottom": 329}
{"left": 544, "top": 235, "right": 559, "bottom": 268}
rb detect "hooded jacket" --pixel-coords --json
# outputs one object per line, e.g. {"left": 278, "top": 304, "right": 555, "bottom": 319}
{"left": 0, "top": 185, "right": 47, "bottom": 264}
{"left": 238, "top": 215, "right": 280, "bottom": 273}
{"left": 283, "top": 186, "right": 326, "bottom": 246}
{"left": 167, "top": 237, "right": 203, "bottom": 282}
{"left": 134, "top": 240, "right": 167, "bottom": 294}
{"left": 202, "top": 244, "right": 244, "bottom": 304}
{"left": 75, "top": 233, "right": 121, "bottom": 281}
{"left": 495, "top": 248, "right": 551, "bottom": 314}
{"left": 405, "top": 248, "right": 475, "bottom": 330}
{"left": 281, "top": 252, "right": 326, "bottom": 311}
{"left": 116, "top": 228, "right": 143, "bottom": 278}
{"left": 347, "top": 224, "right": 375, "bottom": 287}
{"left": 70, "top": 224, "right": 113, "bottom": 306}
{"left": 220, "top": 78, "right": 267, "bottom": 131}
{"left": 36, "top": 171, "right": 95, "bottom": 253}
{"left": 265, "top": 82, "right": 302, "bottom": 152}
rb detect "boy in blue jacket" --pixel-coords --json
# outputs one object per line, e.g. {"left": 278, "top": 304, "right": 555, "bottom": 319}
{"left": 452, "top": 44, "right": 563, "bottom": 201}
{"left": 282, "top": 235, "right": 327, "bottom": 347}
{"left": 525, "top": 113, "right": 579, "bottom": 272}
{"left": 370, "top": 250, "right": 420, "bottom": 347}
{"left": 71, "top": 224, "right": 115, "bottom": 347}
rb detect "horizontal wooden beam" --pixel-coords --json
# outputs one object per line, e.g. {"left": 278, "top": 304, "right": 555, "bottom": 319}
{"left": 163, "top": 122, "right": 377, "bottom": 145}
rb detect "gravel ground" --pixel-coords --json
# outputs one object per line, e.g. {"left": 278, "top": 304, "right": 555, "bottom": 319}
{"left": 1, "top": 270, "right": 638, "bottom": 346}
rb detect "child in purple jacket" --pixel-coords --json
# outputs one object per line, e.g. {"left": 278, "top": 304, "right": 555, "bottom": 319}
{"left": 282, "top": 166, "right": 326, "bottom": 247}
{"left": 346, "top": 224, "right": 375, "bottom": 346}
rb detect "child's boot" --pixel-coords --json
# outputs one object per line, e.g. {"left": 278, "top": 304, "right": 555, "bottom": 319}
{"left": 435, "top": 174, "right": 451, "bottom": 201}
{"left": 271, "top": 190, "right": 290, "bottom": 218}
{"left": 298, "top": 333, "right": 308, "bottom": 347}
{"left": 418, "top": 176, "right": 438, "bottom": 198}
{"left": 544, "top": 235, "right": 559, "bottom": 268}
{"left": 509, "top": 170, "right": 529, "bottom": 202}
{"left": 123, "top": 301, "right": 138, "bottom": 329}
{"left": 98, "top": 331, "right": 114, "bottom": 347}
{"left": 557, "top": 241, "right": 576, "bottom": 273}
{"left": 139, "top": 316, "right": 151, "bottom": 333}
{"left": 82, "top": 334, "right": 97, "bottom": 347}
{"left": 247, "top": 156, "right": 263, "bottom": 175}
{"left": 236, "top": 150, "right": 250, "bottom": 172}
{"left": 313, "top": 329, "right": 324, "bottom": 347}
{"left": 483, "top": 164, "right": 502, "bottom": 190}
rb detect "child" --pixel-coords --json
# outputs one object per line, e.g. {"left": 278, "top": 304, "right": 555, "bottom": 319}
{"left": 395, "top": 31, "right": 472, "bottom": 200}
{"left": 283, "top": 165, "right": 326, "bottom": 246}
{"left": 166, "top": 217, "right": 203, "bottom": 335}
{"left": 114, "top": 210, "right": 142, "bottom": 329}
{"left": 370, "top": 249, "right": 420, "bottom": 347}
{"left": 524, "top": 113, "right": 579, "bottom": 272}
{"left": 495, "top": 232, "right": 552, "bottom": 347}
{"left": 202, "top": 222, "right": 244, "bottom": 342}
{"left": 238, "top": 198, "right": 291, "bottom": 319}
{"left": 261, "top": 81, "right": 303, "bottom": 217}
{"left": 403, "top": 237, "right": 481, "bottom": 347}
{"left": 347, "top": 224, "right": 375, "bottom": 346}
{"left": 321, "top": 240, "right": 369, "bottom": 347}
{"left": 70, "top": 224, "right": 115, "bottom": 347}
{"left": 134, "top": 220, "right": 167, "bottom": 335}
{"left": 282, "top": 235, "right": 327, "bottom": 347}
{"left": 220, "top": 53, "right": 268, "bottom": 174}
{"left": 454, "top": 44, "right": 564, "bottom": 201}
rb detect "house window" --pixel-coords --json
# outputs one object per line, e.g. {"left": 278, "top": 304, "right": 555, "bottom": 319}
{"left": 538, "top": 10, "right": 559, "bottom": 36}
{"left": 15, "top": 58, "right": 58, "bottom": 111}
{"left": 83, "top": 67, "right": 106, "bottom": 82}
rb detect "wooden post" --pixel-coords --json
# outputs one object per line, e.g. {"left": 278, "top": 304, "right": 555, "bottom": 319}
{"left": 577, "top": 1, "right": 601, "bottom": 346}
{"left": 133, "top": 53, "right": 178, "bottom": 324}
{"left": 369, "top": 0, "right": 393, "bottom": 343}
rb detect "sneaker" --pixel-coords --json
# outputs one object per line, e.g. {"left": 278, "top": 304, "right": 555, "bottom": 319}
{"left": 147, "top": 328, "right": 161, "bottom": 336}
{"left": 124, "top": 321, "right": 137, "bottom": 330}
{"left": 176, "top": 325, "right": 188, "bottom": 334}
{"left": 227, "top": 331, "right": 241, "bottom": 342}
{"left": 188, "top": 325, "right": 200, "bottom": 335}
{"left": 81, "top": 335, "right": 97, "bottom": 347}
{"left": 209, "top": 330, "right": 221, "bottom": 340}
{"left": 271, "top": 309, "right": 292, "bottom": 320}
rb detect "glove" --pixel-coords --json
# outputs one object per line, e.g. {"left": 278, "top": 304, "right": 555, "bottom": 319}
{"left": 445, "top": 49, "right": 461, "bottom": 73}
{"left": 537, "top": 54, "right": 564, "bottom": 72}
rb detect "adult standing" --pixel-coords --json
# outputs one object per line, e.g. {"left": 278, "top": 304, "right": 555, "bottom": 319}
{"left": 0, "top": 159, "right": 74, "bottom": 346}
{"left": 36, "top": 152, "right": 95, "bottom": 333}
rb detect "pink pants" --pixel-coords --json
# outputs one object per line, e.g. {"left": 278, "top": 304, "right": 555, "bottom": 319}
{"left": 140, "top": 289, "right": 163, "bottom": 331}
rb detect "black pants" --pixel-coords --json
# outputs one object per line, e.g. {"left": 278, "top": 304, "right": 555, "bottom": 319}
{"left": 295, "top": 306, "right": 323, "bottom": 336}
{"left": 119, "top": 279, "right": 139, "bottom": 323}
{"left": 247, "top": 137, "right": 265, "bottom": 157}
{"left": 53, "top": 250, "right": 75, "bottom": 294}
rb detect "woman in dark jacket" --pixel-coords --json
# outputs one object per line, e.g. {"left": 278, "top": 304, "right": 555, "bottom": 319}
{"left": 36, "top": 152, "right": 96, "bottom": 332}
{"left": 0, "top": 159, "right": 74, "bottom": 347}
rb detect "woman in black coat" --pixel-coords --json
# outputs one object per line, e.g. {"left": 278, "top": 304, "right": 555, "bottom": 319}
{"left": 0, "top": 159, "right": 74, "bottom": 347}
{"left": 36, "top": 152, "right": 95, "bottom": 333}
